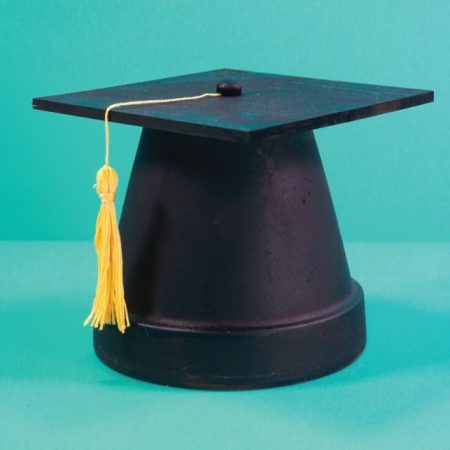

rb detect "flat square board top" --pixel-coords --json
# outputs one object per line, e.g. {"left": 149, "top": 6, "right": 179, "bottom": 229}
{"left": 33, "top": 69, "right": 433, "bottom": 142}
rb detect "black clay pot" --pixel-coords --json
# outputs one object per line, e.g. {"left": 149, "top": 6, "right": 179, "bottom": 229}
{"left": 94, "top": 128, "right": 366, "bottom": 389}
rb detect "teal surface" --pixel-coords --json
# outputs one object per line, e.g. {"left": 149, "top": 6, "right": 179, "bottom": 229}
{"left": 0, "top": 242, "right": 449, "bottom": 449}
{"left": 0, "top": 0, "right": 447, "bottom": 241}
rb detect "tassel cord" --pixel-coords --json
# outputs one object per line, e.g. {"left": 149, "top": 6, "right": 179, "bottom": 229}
{"left": 84, "top": 92, "right": 221, "bottom": 333}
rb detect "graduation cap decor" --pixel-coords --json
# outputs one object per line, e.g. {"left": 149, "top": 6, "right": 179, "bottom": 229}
{"left": 33, "top": 69, "right": 433, "bottom": 389}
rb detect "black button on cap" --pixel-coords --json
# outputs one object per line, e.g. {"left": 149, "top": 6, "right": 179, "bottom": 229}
{"left": 216, "top": 81, "right": 242, "bottom": 96}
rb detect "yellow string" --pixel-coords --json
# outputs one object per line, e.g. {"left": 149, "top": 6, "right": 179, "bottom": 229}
{"left": 84, "top": 92, "right": 221, "bottom": 333}
{"left": 104, "top": 93, "right": 221, "bottom": 165}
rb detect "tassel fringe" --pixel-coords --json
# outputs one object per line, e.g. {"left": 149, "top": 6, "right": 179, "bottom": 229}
{"left": 84, "top": 165, "right": 130, "bottom": 333}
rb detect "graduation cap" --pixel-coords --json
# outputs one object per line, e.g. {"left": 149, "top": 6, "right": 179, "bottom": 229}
{"left": 33, "top": 69, "right": 433, "bottom": 389}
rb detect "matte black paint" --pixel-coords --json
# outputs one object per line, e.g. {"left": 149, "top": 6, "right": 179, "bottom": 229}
{"left": 32, "top": 69, "right": 433, "bottom": 389}
{"left": 216, "top": 80, "right": 242, "bottom": 96}
{"left": 32, "top": 68, "right": 433, "bottom": 142}
{"left": 94, "top": 129, "right": 366, "bottom": 389}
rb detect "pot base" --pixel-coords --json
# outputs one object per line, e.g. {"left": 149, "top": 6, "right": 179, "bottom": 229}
{"left": 94, "top": 280, "right": 365, "bottom": 390}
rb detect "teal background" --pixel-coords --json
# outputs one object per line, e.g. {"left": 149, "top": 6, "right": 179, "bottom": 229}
{"left": 1, "top": 2, "right": 450, "bottom": 449}
{"left": 1, "top": 242, "right": 449, "bottom": 449}
{"left": 0, "top": 0, "right": 446, "bottom": 241}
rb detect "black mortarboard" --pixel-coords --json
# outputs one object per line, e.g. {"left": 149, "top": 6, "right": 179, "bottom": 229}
{"left": 33, "top": 69, "right": 433, "bottom": 389}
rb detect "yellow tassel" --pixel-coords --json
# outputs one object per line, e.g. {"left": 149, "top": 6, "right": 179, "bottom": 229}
{"left": 84, "top": 164, "right": 130, "bottom": 333}
{"left": 84, "top": 92, "right": 221, "bottom": 334}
